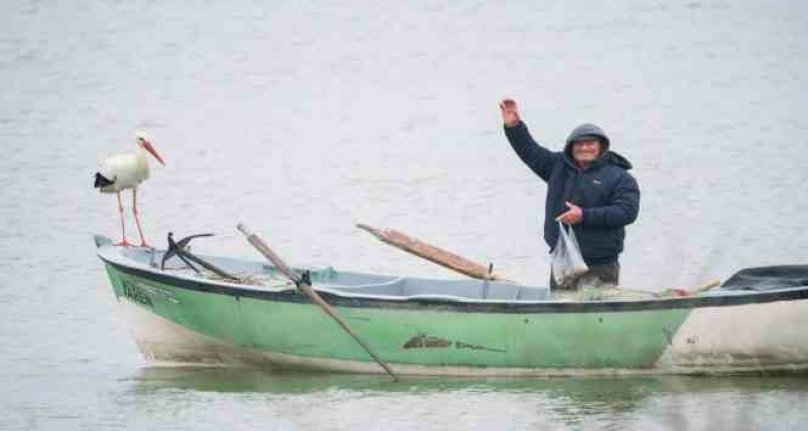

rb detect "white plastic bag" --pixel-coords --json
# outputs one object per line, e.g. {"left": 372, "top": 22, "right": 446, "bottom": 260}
{"left": 551, "top": 221, "right": 589, "bottom": 288}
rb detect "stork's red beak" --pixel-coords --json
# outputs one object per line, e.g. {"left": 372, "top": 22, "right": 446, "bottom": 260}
{"left": 141, "top": 140, "right": 165, "bottom": 165}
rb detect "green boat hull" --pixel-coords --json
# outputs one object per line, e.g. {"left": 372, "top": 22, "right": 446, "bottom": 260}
{"left": 104, "top": 262, "right": 691, "bottom": 372}
{"left": 97, "top": 238, "right": 808, "bottom": 375}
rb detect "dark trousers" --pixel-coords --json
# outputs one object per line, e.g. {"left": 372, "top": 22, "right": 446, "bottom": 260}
{"left": 550, "top": 262, "right": 620, "bottom": 290}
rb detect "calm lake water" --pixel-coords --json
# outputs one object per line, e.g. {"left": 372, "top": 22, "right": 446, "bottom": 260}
{"left": 2, "top": 0, "right": 807, "bottom": 429}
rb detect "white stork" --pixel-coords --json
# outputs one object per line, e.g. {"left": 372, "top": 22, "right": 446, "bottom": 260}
{"left": 94, "top": 132, "right": 165, "bottom": 247}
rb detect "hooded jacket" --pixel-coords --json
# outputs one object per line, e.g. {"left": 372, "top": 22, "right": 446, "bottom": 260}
{"left": 504, "top": 122, "right": 640, "bottom": 265}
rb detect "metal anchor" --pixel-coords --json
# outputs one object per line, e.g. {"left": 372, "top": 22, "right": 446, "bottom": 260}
{"left": 161, "top": 232, "right": 241, "bottom": 282}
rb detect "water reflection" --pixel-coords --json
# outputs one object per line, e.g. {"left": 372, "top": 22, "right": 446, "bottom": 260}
{"left": 129, "top": 367, "right": 808, "bottom": 428}
{"left": 135, "top": 365, "right": 808, "bottom": 402}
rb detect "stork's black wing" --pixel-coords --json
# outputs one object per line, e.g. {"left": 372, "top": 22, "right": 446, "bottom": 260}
{"left": 94, "top": 172, "right": 114, "bottom": 188}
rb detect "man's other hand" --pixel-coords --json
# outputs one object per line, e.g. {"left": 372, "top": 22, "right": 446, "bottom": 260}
{"left": 556, "top": 201, "right": 583, "bottom": 225}
{"left": 499, "top": 99, "right": 521, "bottom": 127}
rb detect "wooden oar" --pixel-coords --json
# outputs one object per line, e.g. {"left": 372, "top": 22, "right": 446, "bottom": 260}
{"left": 356, "top": 223, "right": 509, "bottom": 282}
{"left": 691, "top": 279, "right": 721, "bottom": 294}
{"left": 237, "top": 223, "right": 399, "bottom": 382}
{"left": 663, "top": 279, "right": 722, "bottom": 297}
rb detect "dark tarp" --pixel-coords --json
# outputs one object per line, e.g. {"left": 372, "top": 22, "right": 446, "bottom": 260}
{"left": 722, "top": 265, "right": 808, "bottom": 291}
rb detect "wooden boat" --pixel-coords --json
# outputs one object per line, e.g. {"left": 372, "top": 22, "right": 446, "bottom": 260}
{"left": 95, "top": 235, "right": 808, "bottom": 376}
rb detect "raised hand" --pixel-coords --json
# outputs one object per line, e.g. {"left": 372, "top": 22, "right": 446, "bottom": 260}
{"left": 499, "top": 99, "right": 521, "bottom": 127}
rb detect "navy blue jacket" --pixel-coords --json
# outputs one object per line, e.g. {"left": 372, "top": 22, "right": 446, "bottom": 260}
{"left": 504, "top": 122, "right": 640, "bottom": 265}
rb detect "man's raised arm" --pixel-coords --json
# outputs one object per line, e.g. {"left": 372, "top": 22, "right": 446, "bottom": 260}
{"left": 500, "top": 99, "right": 560, "bottom": 182}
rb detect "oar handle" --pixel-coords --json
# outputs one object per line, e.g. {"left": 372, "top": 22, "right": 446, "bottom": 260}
{"left": 237, "top": 223, "right": 299, "bottom": 283}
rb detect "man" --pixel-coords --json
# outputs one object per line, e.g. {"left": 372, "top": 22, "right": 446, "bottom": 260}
{"left": 500, "top": 99, "right": 640, "bottom": 290}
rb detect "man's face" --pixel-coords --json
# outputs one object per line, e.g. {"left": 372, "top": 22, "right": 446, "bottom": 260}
{"left": 572, "top": 139, "right": 602, "bottom": 164}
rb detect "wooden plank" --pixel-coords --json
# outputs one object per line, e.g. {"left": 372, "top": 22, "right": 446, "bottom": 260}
{"left": 356, "top": 223, "right": 509, "bottom": 282}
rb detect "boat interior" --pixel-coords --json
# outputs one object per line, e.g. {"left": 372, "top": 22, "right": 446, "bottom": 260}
{"left": 96, "top": 236, "right": 808, "bottom": 302}
{"left": 98, "top": 238, "right": 550, "bottom": 301}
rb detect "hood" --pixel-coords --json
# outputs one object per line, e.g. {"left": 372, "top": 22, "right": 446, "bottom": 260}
{"left": 564, "top": 123, "right": 611, "bottom": 154}
{"left": 563, "top": 123, "right": 631, "bottom": 170}
{"left": 599, "top": 150, "right": 633, "bottom": 170}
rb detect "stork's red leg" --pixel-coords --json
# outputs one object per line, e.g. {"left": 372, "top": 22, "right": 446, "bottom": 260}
{"left": 114, "top": 191, "right": 131, "bottom": 247}
{"left": 132, "top": 188, "right": 150, "bottom": 248}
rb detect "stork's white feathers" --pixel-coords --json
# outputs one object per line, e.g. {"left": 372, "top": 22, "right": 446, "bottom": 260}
{"left": 96, "top": 149, "right": 150, "bottom": 193}
{"left": 95, "top": 133, "right": 163, "bottom": 194}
